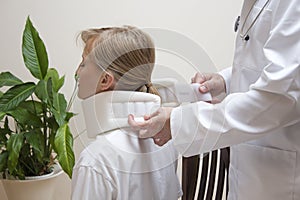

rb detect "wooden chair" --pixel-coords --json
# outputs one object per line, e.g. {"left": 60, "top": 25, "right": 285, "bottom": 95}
{"left": 181, "top": 147, "right": 230, "bottom": 200}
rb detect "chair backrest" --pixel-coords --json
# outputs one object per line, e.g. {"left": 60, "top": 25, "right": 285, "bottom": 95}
{"left": 152, "top": 79, "right": 230, "bottom": 200}
{"left": 182, "top": 147, "right": 230, "bottom": 200}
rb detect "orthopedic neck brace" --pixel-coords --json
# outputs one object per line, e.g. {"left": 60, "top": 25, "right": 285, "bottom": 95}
{"left": 81, "top": 91, "right": 161, "bottom": 138}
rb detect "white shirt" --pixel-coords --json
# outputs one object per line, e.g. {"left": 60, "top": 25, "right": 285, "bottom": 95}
{"left": 170, "top": 0, "right": 300, "bottom": 199}
{"left": 72, "top": 91, "right": 182, "bottom": 200}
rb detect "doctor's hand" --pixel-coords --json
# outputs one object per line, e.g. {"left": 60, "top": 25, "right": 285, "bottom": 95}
{"left": 191, "top": 72, "right": 226, "bottom": 99}
{"left": 128, "top": 107, "right": 173, "bottom": 146}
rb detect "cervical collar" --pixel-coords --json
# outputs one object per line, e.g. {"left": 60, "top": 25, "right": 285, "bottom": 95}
{"left": 82, "top": 91, "right": 161, "bottom": 138}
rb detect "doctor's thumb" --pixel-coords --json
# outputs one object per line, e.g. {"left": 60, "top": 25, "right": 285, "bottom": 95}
{"left": 199, "top": 84, "right": 209, "bottom": 93}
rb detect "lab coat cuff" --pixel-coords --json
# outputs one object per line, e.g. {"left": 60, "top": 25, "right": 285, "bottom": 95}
{"left": 170, "top": 105, "right": 201, "bottom": 156}
{"left": 170, "top": 102, "right": 223, "bottom": 156}
{"left": 218, "top": 67, "right": 232, "bottom": 95}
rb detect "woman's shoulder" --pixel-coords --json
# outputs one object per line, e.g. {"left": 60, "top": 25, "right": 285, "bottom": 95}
{"left": 74, "top": 137, "right": 120, "bottom": 174}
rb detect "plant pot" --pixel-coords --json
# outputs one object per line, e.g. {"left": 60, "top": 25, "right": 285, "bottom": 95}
{"left": 1, "top": 164, "right": 63, "bottom": 200}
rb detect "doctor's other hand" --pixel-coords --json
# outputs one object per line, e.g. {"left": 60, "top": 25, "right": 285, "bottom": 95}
{"left": 128, "top": 107, "right": 173, "bottom": 146}
{"left": 191, "top": 72, "right": 226, "bottom": 98}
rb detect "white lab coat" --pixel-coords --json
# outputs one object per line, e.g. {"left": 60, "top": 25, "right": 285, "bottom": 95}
{"left": 72, "top": 91, "right": 182, "bottom": 200}
{"left": 170, "top": 0, "right": 300, "bottom": 199}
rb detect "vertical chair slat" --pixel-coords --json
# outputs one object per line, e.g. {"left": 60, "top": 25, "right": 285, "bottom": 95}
{"left": 205, "top": 150, "right": 218, "bottom": 200}
{"left": 197, "top": 153, "right": 209, "bottom": 200}
{"left": 215, "top": 150, "right": 226, "bottom": 200}
{"left": 224, "top": 147, "right": 230, "bottom": 197}
{"left": 182, "top": 155, "right": 200, "bottom": 200}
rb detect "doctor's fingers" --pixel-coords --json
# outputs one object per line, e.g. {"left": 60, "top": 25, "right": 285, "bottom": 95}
{"left": 191, "top": 72, "right": 207, "bottom": 84}
{"left": 144, "top": 107, "right": 166, "bottom": 120}
{"left": 144, "top": 107, "right": 172, "bottom": 126}
{"left": 211, "top": 98, "right": 221, "bottom": 104}
{"left": 139, "top": 129, "right": 157, "bottom": 139}
{"left": 140, "top": 116, "right": 169, "bottom": 139}
{"left": 128, "top": 114, "right": 150, "bottom": 131}
{"left": 192, "top": 73, "right": 214, "bottom": 93}
{"left": 199, "top": 74, "right": 226, "bottom": 96}
{"left": 143, "top": 110, "right": 159, "bottom": 121}
{"left": 153, "top": 131, "right": 171, "bottom": 146}
{"left": 138, "top": 117, "right": 165, "bottom": 138}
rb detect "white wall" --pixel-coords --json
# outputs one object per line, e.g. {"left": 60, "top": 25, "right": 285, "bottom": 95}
{"left": 0, "top": 0, "right": 242, "bottom": 199}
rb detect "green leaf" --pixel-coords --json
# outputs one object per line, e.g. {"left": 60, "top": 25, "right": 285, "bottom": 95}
{"left": 45, "top": 68, "right": 65, "bottom": 92}
{"left": 0, "top": 131, "right": 8, "bottom": 146}
{"left": 0, "top": 91, "right": 3, "bottom": 98}
{"left": 24, "top": 130, "right": 44, "bottom": 162}
{"left": 58, "top": 76, "right": 65, "bottom": 92}
{"left": 65, "top": 112, "right": 76, "bottom": 122}
{"left": 7, "top": 133, "right": 24, "bottom": 173}
{"left": 7, "top": 108, "right": 43, "bottom": 128}
{"left": 47, "top": 78, "right": 53, "bottom": 105}
{"left": 0, "top": 117, "right": 10, "bottom": 144}
{"left": 48, "top": 117, "right": 59, "bottom": 150}
{"left": 19, "top": 100, "right": 43, "bottom": 115}
{"left": 52, "top": 93, "right": 67, "bottom": 126}
{"left": 0, "top": 72, "right": 23, "bottom": 88}
{"left": 35, "top": 80, "right": 47, "bottom": 103}
{"left": 13, "top": 165, "right": 25, "bottom": 180}
{"left": 35, "top": 79, "right": 53, "bottom": 105}
{"left": 0, "top": 82, "right": 35, "bottom": 112}
{"left": 46, "top": 116, "right": 59, "bottom": 131}
{"left": 18, "top": 144, "right": 32, "bottom": 177}
{"left": 0, "top": 151, "right": 9, "bottom": 172}
{"left": 22, "top": 16, "right": 48, "bottom": 80}
{"left": 0, "top": 112, "right": 5, "bottom": 121}
{"left": 54, "top": 124, "right": 74, "bottom": 178}
{"left": 0, "top": 117, "right": 12, "bottom": 138}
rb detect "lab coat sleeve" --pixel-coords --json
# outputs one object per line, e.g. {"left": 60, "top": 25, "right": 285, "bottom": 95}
{"left": 218, "top": 67, "right": 232, "bottom": 95}
{"left": 170, "top": 0, "right": 300, "bottom": 157}
{"left": 71, "top": 166, "right": 117, "bottom": 200}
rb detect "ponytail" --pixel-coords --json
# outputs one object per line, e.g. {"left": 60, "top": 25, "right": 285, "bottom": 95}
{"left": 137, "top": 82, "right": 160, "bottom": 96}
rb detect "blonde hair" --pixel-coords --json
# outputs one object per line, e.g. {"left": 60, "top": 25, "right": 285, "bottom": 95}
{"left": 79, "top": 26, "right": 159, "bottom": 96}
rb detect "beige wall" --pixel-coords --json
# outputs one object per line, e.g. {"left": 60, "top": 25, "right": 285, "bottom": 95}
{"left": 0, "top": 0, "right": 242, "bottom": 199}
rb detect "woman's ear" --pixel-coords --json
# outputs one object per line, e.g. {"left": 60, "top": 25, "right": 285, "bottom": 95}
{"left": 97, "top": 71, "right": 115, "bottom": 91}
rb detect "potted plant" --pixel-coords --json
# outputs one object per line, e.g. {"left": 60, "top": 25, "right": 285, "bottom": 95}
{"left": 0, "top": 16, "right": 75, "bottom": 199}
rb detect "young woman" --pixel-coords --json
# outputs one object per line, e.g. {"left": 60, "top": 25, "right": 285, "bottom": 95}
{"left": 71, "top": 26, "right": 182, "bottom": 200}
